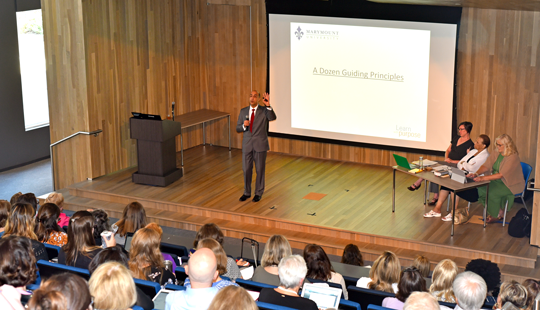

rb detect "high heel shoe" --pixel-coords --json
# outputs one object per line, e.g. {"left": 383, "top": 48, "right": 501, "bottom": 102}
{"left": 407, "top": 183, "right": 421, "bottom": 191}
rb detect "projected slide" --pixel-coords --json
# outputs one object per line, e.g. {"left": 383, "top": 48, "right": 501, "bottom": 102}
{"left": 269, "top": 14, "right": 457, "bottom": 152}
{"left": 291, "top": 23, "right": 430, "bottom": 141}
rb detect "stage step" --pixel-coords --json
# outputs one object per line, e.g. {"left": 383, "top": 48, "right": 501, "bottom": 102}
{"left": 61, "top": 187, "right": 538, "bottom": 282}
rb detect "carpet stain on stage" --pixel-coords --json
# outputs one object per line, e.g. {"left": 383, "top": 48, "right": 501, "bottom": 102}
{"left": 303, "top": 192, "right": 327, "bottom": 201}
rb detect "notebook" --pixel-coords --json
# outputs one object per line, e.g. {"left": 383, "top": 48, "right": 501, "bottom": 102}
{"left": 393, "top": 154, "right": 413, "bottom": 170}
{"left": 301, "top": 283, "right": 342, "bottom": 309}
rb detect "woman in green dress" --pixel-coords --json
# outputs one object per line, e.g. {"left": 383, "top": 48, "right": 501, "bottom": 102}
{"left": 468, "top": 134, "right": 525, "bottom": 223}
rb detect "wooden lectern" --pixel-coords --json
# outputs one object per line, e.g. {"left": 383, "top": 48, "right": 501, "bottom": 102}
{"left": 130, "top": 118, "right": 183, "bottom": 186}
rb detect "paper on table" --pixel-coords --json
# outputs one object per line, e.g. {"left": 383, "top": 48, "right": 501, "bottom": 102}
{"left": 412, "top": 159, "right": 438, "bottom": 166}
{"left": 432, "top": 165, "right": 450, "bottom": 171}
{"left": 240, "top": 265, "right": 254, "bottom": 280}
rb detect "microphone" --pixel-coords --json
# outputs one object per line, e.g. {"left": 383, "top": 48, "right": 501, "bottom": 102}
{"left": 245, "top": 115, "right": 249, "bottom": 130}
{"left": 172, "top": 102, "right": 175, "bottom": 121}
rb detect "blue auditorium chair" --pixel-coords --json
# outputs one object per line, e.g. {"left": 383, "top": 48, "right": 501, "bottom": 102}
{"left": 256, "top": 301, "right": 297, "bottom": 310}
{"left": 236, "top": 278, "right": 277, "bottom": 292}
{"left": 133, "top": 278, "right": 161, "bottom": 299}
{"left": 367, "top": 305, "right": 393, "bottom": 310}
{"left": 340, "top": 299, "right": 362, "bottom": 310}
{"left": 43, "top": 243, "right": 61, "bottom": 259}
{"left": 37, "top": 260, "right": 90, "bottom": 281}
{"left": 347, "top": 286, "right": 395, "bottom": 310}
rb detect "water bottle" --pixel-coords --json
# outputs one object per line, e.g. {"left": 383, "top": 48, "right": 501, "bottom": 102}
{"left": 419, "top": 156, "right": 424, "bottom": 170}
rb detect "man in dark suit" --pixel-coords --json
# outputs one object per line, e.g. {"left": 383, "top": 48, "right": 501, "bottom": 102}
{"left": 236, "top": 90, "right": 277, "bottom": 202}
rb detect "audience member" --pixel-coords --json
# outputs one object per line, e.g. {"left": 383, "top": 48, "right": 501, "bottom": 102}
{"left": 465, "top": 258, "right": 501, "bottom": 303}
{"left": 185, "top": 238, "right": 237, "bottom": 289}
{"left": 45, "top": 192, "right": 70, "bottom": 227}
{"left": 453, "top": 271, "right": 488, "bottom": 310}
{"left": 16, "top": 193, "right": 39, "bottom": 214}
{"left": 3, "top": 203, "right": 48, "bottom": 261}
{"left": 59, "top": 210, "right": 113, "bottom": 268}
{"left": 341, "top": 243, "right": 364, "bottom": 266}
{"left": 0, "top": 200, "right": 11, "bottom": 238}
{"left": 145, "top": 223, "right": 177, "bottom": 271}
{"left": 88, "top": 246, "right": 154, "bottom": 310}
{"left": 28, "top": 273, "right": 92, "bottom": 310}
{"left": 429, "top": 259, "right": 459, "bottom": 303}
{"left": 403, "top": 291, "right": 441, "bottom": 310}
{"left": 128, "top": 227, "right": 175, "bottom": 285}
{"left": 522, "top": 279, "right": 540, "bottom": 310}
{"left": 258, "top": 255, "right": 318, "bottom": 310}
{"left": 383, "top": 267, "right": 427, "bottom": 310}
{"left": 356, "top": 251, "right": 401, "bottom": 293}
{"left": 10, "top": 192, "right": 22, "bottom": 206}
{"left": 207, "top": 285, "right": 258, "bottom": 310}
{"left": 89, "top": 262, "right": 137, "bottom": 310}
{"left": 165, "top": 248, "right": 219, "bottom": 310}
{"left": 411, "top": 255, "right": 430, "bottom": 278}
{"left": 35, "top": 203, "right": 68, "bottom": 247}
{"left": 115, "top": 201, "right": 147, "bottom": 245}
{"left": 304, "top": 244, "right": 348, "bottom": 299}
{"left": 495, "top": 280, "right": 527, "bottom": 310}
{"left": 92, "top": 209, "right": 111, "bottom": 246}
{"left": 252, "top": 234, "right": 292, "bottom": 286}
{"left": 0, "top": 236, "right": 37, "bottom": 310}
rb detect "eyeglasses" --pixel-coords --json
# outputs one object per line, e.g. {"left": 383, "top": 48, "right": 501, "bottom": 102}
{"left": 496, "top": 143, "right": 503, "bottom": 147}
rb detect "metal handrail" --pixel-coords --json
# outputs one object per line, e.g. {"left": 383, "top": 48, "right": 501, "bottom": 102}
{"left": 50, "top": 129, "right": 103, "bottom": 190}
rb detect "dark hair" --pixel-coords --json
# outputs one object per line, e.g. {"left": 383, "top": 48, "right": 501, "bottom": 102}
{"left": 28, "top": 273, "right": 91, "bottom": 310}
{"left": 35, "top": 203, "right": 63, "bottom": 243}
{"left": 465, "top": 258, "right": 501, "bottom": 293}
{"left": 522, "top": 279, "right": 540, "bottom": 310}
{"left": 303, "top": 244, "right": 334, "bottom": 281}
{"left": 92, "top": 209, "right": 110, "bottom": 241}
{"left": 341, "top": 244, "right": 364, "bottom": 266}
{"left": 10, "top": 192, "right": 22, "bottom": 206}
{"left": 396, "top": 267, "right": 427, "bottom": 302}
{"left": 88, "top": 245, "right": 129, "bottom": 274}
{"left": 193, "top": 223, "right": 224, "bottom": 247}
{"left": 116, "top": 202, "right": 147, "bottom": 237}
{"left": 0, "top": 235, "right": 37, "bottom": 286}
{"left": 479, "top": 134, "right": 491, "bottom": 148}
{"left": 62, "top": 211, "right": 100, "bottom": 266}
{"left": 459, "top": 121, "right": 473, "bottom": 134}
{"left": 0, "top": 200, "right": 11, "bottom": 228}
{"left": 17, "top": 193, "right": 38, "bottom": 213}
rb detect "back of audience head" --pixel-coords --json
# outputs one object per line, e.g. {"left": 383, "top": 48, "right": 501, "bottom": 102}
{"left": 145, "top": 222, "right": 163, "bottom": 236}
{"left": 208, "top": 286, "right": 258, "bottom": 310}
{"left": 303, "top": 244, "right": 334, "bottom": 281}
{"left": 89, "top": 261, "right": 137, "bottom": 310}
{"left": 196, "top": 238, "right": 228, "bottom": 276}
{"left": 369, "top": 250, "right": 401, "bottom": 293}
{"left": 116, "top": 201, "right": 147, "bottom": 237}
{"left": 396, "top": 267, "right": 427, "bottom": 302}
{"left": 63, "top": 211, "right": 97, "bottom": 265}
{"left": 403, "top": 291, "right": 440, "bottom": 310}
{"left": 453, "top": 271, "right": 488, "bottom": 310}
{"left": 261, "top": 234, "right": 291, "bottom": 267}
{"left": 4, "top": 203, "right": 38, "bottom": 240}
{"left": 35, "top": 203, "right": 62, "bottom": 243}
{"left": 17, "top": 193, "right": 38, "bottom": 213}
{"left": 187, "top": 248, "right": 218, "bottom": 287}
{"left": 341, "top": 243, "right": 364, "bottom": 266}
{"left": 193, "top": 223, "right": 224, "bottom": 248}
{"left": 498, "top": 280, "right": 528, "bottom": 309}
{"left": 430, "top": 259, "right": 458, "bottom": 301}
{"left": 465, "top": 258, "right": 501, "bottom": 294}
{"left": 412, "top": 255, "right": 430, "bottom": 278}
{"left": 28, "top": 273, "right": 91, "bottom": 310}
{"left": 88, "top": 245, "right": 129, "bottom": 274}
{"left": 92, "top": 209, "right": 110, "bottom": 241}
{"left": 10, "top": 192, "right": 22, "bottom": 206}
{"left": 45, "top": 192, "right": 64, "bottom": 212}
{"left": 279, "top": 254, "right": 307, "bottom": 290}
{"left": 522, "top": 279, "right": 540, "bottom": 310}
{"left": 0, "top": 235, "right": 37, "bottom": 287}
{"left": 129, "top": 227, "right": 164, "bottom": 279}
{"left": 0, "top": 200, "right": 11, "bottom": 231}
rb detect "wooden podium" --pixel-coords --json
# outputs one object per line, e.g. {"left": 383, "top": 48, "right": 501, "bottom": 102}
{"left": 130, "top": 118, "right": 183, "bottom": 186}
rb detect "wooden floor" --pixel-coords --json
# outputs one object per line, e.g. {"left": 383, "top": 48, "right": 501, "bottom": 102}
{"left": 63, "top": 145, "right": 538, "bottom": 281}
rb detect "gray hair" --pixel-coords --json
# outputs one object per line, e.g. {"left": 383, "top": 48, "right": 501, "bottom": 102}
{"left": 453, "top": 271, "right": 488, "bottom": 310}
{"left": 278, "top": 255, "right": 307, "bottom": 289}
{"left": 403, "top": 292, "right": 440, "bottom": 310}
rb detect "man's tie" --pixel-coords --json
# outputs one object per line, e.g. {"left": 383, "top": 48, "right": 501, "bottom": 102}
{"left": 250, "top": 108, "right": 255, "bottom": 133}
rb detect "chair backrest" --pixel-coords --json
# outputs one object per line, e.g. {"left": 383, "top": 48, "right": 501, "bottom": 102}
{"left": 348, "top": 285, "right": 395, "bottom": 310}
{"left": 133, "top": 278, "right": 161, "bottom": 299}
{"left": 174, "top": 266, "right": 188, "bottom": 284}
{"left": 520, "top": 162, "right": 533, "bottom": 194}
{"left": 160, "top": 242, "right": 189, "bottom": 257}
{"left": 44, "top": 243, "right": 61, "bottom": 259}
{"left": 236, "top": 279, "right": 277, "bottom": 292}
{"left": 367, "top": 304, "right": 393, "bottom": 310}
{"left": 439, "top": 300, "right": 457, "bottom": 308}
{"left": 37, "top": 260, "right": 90, "bottom": 281}
{"left": 339, "top": 299, "right": 362, "bottom": 310}
{"left": 344, "top": 275, "right": 361, "bottom": 289}
{"left": 256, "top": 301, "right": 297, "bottom": 310}
{"left": 165, "top": 283, "right": 186, "bottom": 291}
{"left": 131, "top": 306, "right": 144, "bottom": 310}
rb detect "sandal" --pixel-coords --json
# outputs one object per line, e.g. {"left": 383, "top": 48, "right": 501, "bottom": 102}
{"left": 407, "top": 183, "right": 421, "bottom": 191}
{"left": 441, "top": 213, "right": 453, "bottom": 222}
{"left": 423, "top": 210, "right": 441, "bottom": 218}
{"left": 427, "top": 199, "right": 438, "bottom": 206}
{"left": 486, "top": 215, "right": 499, "bottom": 223}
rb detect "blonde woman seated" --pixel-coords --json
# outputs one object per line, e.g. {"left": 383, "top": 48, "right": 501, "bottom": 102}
{"left": 252, "top": 234, "right": 292, "bottom": 286}
{"left": 429, "top": 259, "right": 458, "bottom": 303}
{"left": 208, "top": 286, "right": 258, "bottom": 310}
{"left": 424, "top": 134, "right": 490, "bottom": 220}
{"left": 494, "top": 280, "right": 528, "bottom": 310}
{"left": 184, "top": 238, "right": 238, "bottom": 290}
{"left": 90, "top": 262, "right": 138, "bottom": 310}
{"left": 356, "top": 251, "right": 401, "bottom": 293}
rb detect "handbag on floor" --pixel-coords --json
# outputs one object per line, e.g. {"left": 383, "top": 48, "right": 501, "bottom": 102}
{"left": 508, "top": 208, "right": 531, "bottom": 238}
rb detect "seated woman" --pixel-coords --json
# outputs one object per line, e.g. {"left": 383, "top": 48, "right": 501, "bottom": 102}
{"left": 382, "top": 267, "right": 427, "bottom": 310}
{"left": 128, "top": 227, "right": 175, "bottom": 285}
{"left": 411, "top": 255, "right": 430, "bottom": 278}
{"left": 258, "top": 255, "right": 318, "bottom": 310}
{"left": 208, "top": 286, "right": 258, "bottom": 310}
{"left": 28, "top": 273, "right": 92, "bottom": 310}
{"left": 0, "top": 236, "right": 38, "bottom": 310}
{"left": 35, "top": 202, "right": 68, "bottom": 247}
{"left": 424, "top": 134, "right": 490, "bottom": 220}
{"left": 45, "top": 192, "right": 70, "bottom": 228}
{"left": 114, "top": 201, "right": 147, "bottom": 245}
{"left": 90, "top": 262, "right": 138, "bottom": 310}
{"left": 429, "top": 259, "right": 458, "bottom": 303}
{"left": 92, "top": 209, "right": 111, "bottom": 246}
{"left": 341, "top": 243, "right": 364, "bottom": 267}
{"left": 0, "top": 200, "right": 11, "bottom": 238}
{"left": 184, "top": 238, "right": 238, "bottom": 290}
{"left": 468, "top": 134, "right": 525, "bottom": 223}
{"left": 409, "top": 121, "right": 475, "bottom": 205}
{"left": 304, "top": 244, "right": 348, "bottom": 299}
{"left": 495, "top": 280, "right": 528, "bottom": 310}
{"left": 59, "top": 210, "right": 114, "bottom": 268}
{"left": 252, "top": 234, "right": 292, "bottom": 286}
{"left": 145, "top": 223, "right": 177, "bottom": 271}
{"left": 356, "top": 251, "right": 401, "bottom": 293}
{"left": 522, "top": 279, "right": 540, "bottom": 310}
{"left": 3, "top": 203, "right": 48, "bottom": 261}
